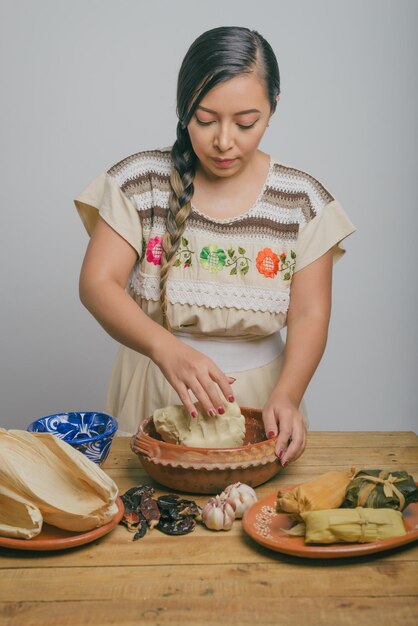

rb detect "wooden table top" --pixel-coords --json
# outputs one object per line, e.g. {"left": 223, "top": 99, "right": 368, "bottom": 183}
{"left": 1, "top": 431, "right": 418, "bottom": 626}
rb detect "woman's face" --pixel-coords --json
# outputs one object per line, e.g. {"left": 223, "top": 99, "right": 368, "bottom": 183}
{"left": 187, "top": 73, "right": 277, "bottom": 179}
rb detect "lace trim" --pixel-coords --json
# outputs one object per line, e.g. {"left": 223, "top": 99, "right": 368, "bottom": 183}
{"left": 130, "top": 273, "right": 290, "bottom": 313}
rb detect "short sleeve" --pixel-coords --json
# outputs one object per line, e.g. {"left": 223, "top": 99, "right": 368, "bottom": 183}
{"left": 294, "top": 199, "right": 356, "bottom": 272}
{"left": 73, "top": 172, "right": 143, "bottom": 256}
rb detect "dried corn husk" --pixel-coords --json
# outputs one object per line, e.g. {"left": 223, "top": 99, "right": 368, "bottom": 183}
{"left": 285, "top": 507, "right": 406, "bottom": 544}
{"left": 0, "top": 484, "right": 43, "bottom": 539}
{"left": 0, "top": 429, "right": 118, "bottom": 534}
{"left": 342, "top": 469, "right": 418, "bottom": 512}
{"left": 276, "top": 468, "right": 356, "bottom": 519}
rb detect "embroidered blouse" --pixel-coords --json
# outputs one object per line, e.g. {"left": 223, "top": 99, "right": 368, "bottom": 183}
{"left": 74, "top": 147, "right": 355, "bottom": 340}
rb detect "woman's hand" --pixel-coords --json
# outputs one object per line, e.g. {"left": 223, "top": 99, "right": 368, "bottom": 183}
{"left": 262, "top": 391, "right": 307, "bottom": 465}
{"left": 151, "top": 334, "right": 235, "bottom": 418}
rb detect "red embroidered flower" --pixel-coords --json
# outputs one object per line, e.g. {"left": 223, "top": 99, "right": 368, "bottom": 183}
{"left": 256, "top": 247, "right": 279, "bottom": 278}
{"left": 146, "top": 236, "right": 163, "bottom": 265}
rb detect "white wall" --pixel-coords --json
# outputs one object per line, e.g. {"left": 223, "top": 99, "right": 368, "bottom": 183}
{"left": 1, "top": 0, "right": 416, "bottom": 431}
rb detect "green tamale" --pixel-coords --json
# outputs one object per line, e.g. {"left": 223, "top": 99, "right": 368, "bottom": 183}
{"left": 288, "top": 508, "right": 406, "bottom": 544}
{"left": 342, "top": 469, "right": 418, "bottom": 512}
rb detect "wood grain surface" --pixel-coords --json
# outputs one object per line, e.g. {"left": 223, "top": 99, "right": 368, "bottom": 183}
{"left": 1, "top": 432, "right": 417, "bottom": 626}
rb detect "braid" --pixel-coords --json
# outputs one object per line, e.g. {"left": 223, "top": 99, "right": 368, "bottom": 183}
{"left": 160, "top": 123, "right": 197, "bottom": 329}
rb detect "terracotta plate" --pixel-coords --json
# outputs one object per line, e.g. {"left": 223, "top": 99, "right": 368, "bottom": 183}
{"left": 242, "top": 490, "right": 418, "bottom": 559}
{"left": 0, "top": 497, "right": 124, "bottom": 552}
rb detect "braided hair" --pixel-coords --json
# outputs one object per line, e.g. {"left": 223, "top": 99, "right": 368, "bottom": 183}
{"left": 160, "top": 26, "right": 281, "bottom": 329}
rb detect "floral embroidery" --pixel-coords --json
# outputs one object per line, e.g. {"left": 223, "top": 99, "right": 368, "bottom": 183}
{"left": 146, "top": 236, "right": 163, "bottom": 265}
{"left": 256, "top": 248, "right": 279, "bottom": 278}
{"left": 279, "top": 250, "right": 296, "bottom": 281}
{"left": 173, "top": 237, "right": 195, "bottom": 268}
{"left": 199, "top": 245, "right": 227, "bottom": 273}
{"left": 226, "top": 246, "right": 251, "bottom": 275}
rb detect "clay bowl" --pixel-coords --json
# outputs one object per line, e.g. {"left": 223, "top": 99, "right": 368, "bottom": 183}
{"left": 130, "top": 408, "right": 281, "bottom": 494}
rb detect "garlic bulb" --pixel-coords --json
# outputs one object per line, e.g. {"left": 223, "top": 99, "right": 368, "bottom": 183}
{"left": 201, "top": 495, "right": 235, "bottom": 531}
{"left": 220, "top": 482, "right": 257, "bottom": 518}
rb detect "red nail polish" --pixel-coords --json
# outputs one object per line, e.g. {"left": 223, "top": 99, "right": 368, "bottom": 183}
{"left": 218, "top": 406, "right": 225, "bottom": 414}
{"left": 191, "top": 411, "right": 197, "bottom": 418}
{"left": 268, "top": 431, "right": 276, "bottom": 439}
{"left": 228, "top": 395, "right": 235, "bottom": 402}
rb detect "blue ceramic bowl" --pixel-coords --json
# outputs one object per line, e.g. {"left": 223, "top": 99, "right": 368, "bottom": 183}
{"left": 27, "top": 412, "right": 118, "bottom": 465}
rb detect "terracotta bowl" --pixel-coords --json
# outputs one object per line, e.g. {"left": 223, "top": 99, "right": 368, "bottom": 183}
{"left": 130, "top": 407, "right": 281, "bottom": 494}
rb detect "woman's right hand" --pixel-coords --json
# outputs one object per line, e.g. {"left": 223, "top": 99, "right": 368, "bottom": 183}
{"left": 151, "top": 335, "right": 235, "bottom": 418}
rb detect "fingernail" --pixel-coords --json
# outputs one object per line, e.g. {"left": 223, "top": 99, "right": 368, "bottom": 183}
{"left": 276, "top": 448, "right": 283, "bottom": 459}
{"left": 228, "top": 395, "right": 235, "bottom": 402}
{"left": 218, "top": 406, "right": 225, "bottom": 415}
{"left": 191, "top": 411, "right": 197, "bottom": 418}
{"left": 281, "top": 459, "right": 288, "bottom": 467}
{"left": 208, "top": 408, "right": 216, "bottom": 417}
{"left": 268, "top": 431, "right": 276, "bottom": 439}
{"left": 229, "top": 377, "right": 236, "bottom": 383}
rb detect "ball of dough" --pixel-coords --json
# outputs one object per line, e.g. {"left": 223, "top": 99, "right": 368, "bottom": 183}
{"left": 153, "top": 401, "right": 245, "bottom": 448}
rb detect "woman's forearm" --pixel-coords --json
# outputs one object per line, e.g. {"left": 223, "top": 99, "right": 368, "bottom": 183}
{"left": 79, "top": 276, "right": 174, "bottom": 362}
{"left": 272, "top": 250, "right": 334, "bottom": 407}
{"left": 274, "top": 310, "right": 330, "bottom": 406}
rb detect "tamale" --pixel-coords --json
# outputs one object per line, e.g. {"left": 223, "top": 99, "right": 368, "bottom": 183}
{"left": 298, "top": 507, "right": 406, "bottom": 544}
{"left": 342, "top": 469, "right": 418, "bottom": 512}
{"left": 276, "top": 468, "right": 356, "bottom": 518}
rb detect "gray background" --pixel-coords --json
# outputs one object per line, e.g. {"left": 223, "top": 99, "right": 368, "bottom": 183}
{"left": 1, "top": 0, "right": 416, "bottom": 431}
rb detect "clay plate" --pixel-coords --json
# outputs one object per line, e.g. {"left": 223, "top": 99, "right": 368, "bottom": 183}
{"left": 131, "top": 408, "right": 282, "bottom": 494}
{"left": 242, "top": 488, "right": 418, "bottom": 558}
{"left": 0, "top": 497, "right": 124, "bottom": 552}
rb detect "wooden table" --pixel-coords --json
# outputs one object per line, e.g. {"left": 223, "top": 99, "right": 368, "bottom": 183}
{"left": 1, "top": 432, "right": 418, "bottom": 626}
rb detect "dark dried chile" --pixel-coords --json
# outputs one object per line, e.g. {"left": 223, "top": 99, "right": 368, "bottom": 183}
{"left": 156, "top": 516, "right": 196, "bottom": 535}
{"left": 120, "top": 485, "right": 199, "bottom": 539}
{"left": 140, "top": 494, "right": 161, "bottom": 529}
{"left": 157, "top": 494, "right": 180, "bottom": 509}
{"left": 133, "top": 517, "right": 148, "bottom": 541}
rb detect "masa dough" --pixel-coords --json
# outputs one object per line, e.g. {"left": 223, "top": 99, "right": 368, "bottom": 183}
{"left": 153, "top": 401, "right": 245, "bottom": 448}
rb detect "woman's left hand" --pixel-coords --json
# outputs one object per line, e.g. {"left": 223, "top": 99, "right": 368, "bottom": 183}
{"left": 262, "top": 392, "right": 307, "bottom": 465}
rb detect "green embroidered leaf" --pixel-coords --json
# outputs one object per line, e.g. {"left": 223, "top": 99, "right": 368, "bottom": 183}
{"left": 230, "top": 267, "right": 237, "bottom": 275}
{"left": 283, "top": 272, "right": 291, "bottom": 280}
{"left": 241, "top": 266, "right": 249, "bottom": 275}
{"left": 173, "top": 259, "right": 181, "bottom": 267}
{"left": 290, "top": 250, "right": 296, "bottom": 259}
{"left": 228, "top": 248, "right": 235, "bottom": 258}
{"left": 238, "top": 246, "right": 246, "bottom": 255}
{"left": 182, "top": 237, "right": 188, "bottom": 247}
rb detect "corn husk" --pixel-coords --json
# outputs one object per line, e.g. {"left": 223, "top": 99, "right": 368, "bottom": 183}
{"left": 285, "top": 507, "right": 406, "bottom": 544}
{"left": 342, "top": 469, "right": 418, "bottom": 512}
{"left": 0, "top": 484, "right": 43, "bottom": 539}
{"left": 0, "top": 428, "right": 118, "bottom": 535}
{"left": 276, "top": 468, "right": 356, "bottom": 519}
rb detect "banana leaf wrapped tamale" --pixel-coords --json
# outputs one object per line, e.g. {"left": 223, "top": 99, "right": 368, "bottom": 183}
{"left": 285, "top": 507, "right": 406, "bottom": 544}
{"left": 276, "top": 468, "right": 356, "bottom": 519}
{"left": 342, "top": 470, "right": 418, "bottom": 512}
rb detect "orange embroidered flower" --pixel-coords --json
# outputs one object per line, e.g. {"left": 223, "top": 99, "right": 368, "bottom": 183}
{"left": 256, "top": 247, "right": 279, "bottom": 278}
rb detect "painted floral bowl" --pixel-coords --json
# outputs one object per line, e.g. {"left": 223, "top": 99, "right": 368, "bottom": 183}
{"left": 27, "top": 412, "right": 118, "bottom": 465}
{"left": 131, "top": 408, "right": 281, "bottom": 494}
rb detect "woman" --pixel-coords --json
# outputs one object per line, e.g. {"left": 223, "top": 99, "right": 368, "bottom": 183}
{"left": 75, "top": 26, "right": 355, "bottom": 465}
